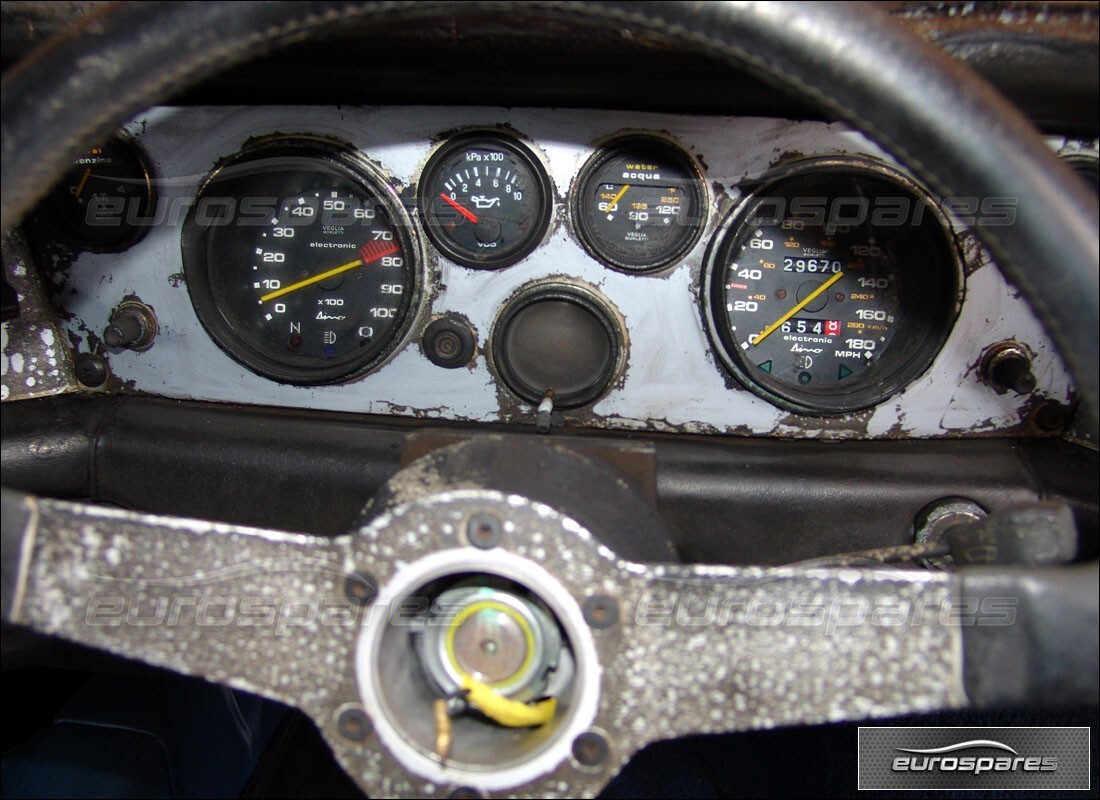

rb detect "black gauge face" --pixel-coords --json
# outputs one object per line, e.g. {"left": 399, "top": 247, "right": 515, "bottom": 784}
{"left": 574, "top": 138, "right": 705, "bottom": 272}
{"left": 418, "top": 133, "right": 552, "bottom": 269}
{"left": 49, "top": 137, "right": 154, "bottom": 250}
{"left": 182, "top": 144, "right": 418, "bottom": 385}
{"left": 706, "top": 164, "right": 959, "bottom": 414}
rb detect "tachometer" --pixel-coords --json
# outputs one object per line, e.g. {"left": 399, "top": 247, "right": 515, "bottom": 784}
{"left": 705, "top": 161, "right": 960, "bottom": 414}
{"left": 182, "top": 141, "right": 419, "bottom": 385}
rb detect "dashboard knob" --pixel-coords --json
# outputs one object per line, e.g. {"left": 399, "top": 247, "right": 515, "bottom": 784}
{"left": 103, "top": 301, "right": 157, "bottom": 351}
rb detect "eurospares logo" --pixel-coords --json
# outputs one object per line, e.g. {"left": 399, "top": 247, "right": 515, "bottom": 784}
{"left": 893, "top": 739, "right": 1057, "bottom": 774}
{"left": 858, "top": 727, "right": 1090, "bottom": 790}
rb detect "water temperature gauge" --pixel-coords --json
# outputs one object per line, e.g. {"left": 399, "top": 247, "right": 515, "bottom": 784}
{"left": 574, "top": 137, "right": 706, "bottom": 273}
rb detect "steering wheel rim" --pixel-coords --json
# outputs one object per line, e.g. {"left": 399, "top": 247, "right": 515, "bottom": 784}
{"left": 2, "top": 2, "right": 1097, "bottom": 796}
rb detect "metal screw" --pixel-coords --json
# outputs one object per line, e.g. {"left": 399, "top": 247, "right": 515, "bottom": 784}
{"left": 466, "top": 512, "right": 503, "bottom": 549}
{"left": 344, "top": 571, "right": 378, "bottom": 606}
{"left": 73, "top": 352, "right": 109, "bottom": 388}
{"left": 582, "top": 595, "right": 619, "bottom": 629}
{"left": 572, "top": 730, "right": 609, "bottom": 767}
{"left": 337, "top": 707, "right": 372, "bottom": 742}
{"left": 1034, "top": 400, "right": 1069, "bottom": 433}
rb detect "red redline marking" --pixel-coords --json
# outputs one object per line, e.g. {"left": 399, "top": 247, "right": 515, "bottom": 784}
{"left": 358, "top": 240, "right": 400, "bottom": 263}
{"left": 438, "top": 193, "right": 479, "bottom": 224}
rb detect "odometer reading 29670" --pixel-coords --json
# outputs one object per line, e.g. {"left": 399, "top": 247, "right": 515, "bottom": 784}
{"left": 706, "top": 162, "right": 960, "bottom": 414}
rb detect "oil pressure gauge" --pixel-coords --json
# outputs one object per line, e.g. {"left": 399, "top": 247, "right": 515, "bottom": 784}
{"left": 574, "top": 137, "right": 706, "bottom": 273}
{"left": 418, "top": 133, "right": 552, "bottom": 269}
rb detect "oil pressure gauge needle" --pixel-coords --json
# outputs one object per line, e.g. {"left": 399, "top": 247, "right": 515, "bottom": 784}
{"left": 750, "top": 271, "right": 844, "bottom": 347}
{"left": 438, "top": 193, "right": 479, "bottom": 224}
{"left": 259, "top": 240, "right": 399, "bottom": 303}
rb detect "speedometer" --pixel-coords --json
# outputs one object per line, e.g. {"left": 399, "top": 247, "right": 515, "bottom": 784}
{"left": 182, "top": 141, "right": 419, "bottom": 385}
{"left": 705, "top": 160, "right": 960, "bottom": 414}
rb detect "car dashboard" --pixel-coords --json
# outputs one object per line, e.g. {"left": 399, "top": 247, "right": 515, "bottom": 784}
{"left": 6, "top": 106, "right": 1093, "bottom": 441}
{"left": 2, "top": 3, "right": 1098, "bottom": 799}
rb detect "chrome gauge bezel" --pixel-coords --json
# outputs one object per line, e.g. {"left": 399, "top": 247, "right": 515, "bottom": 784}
{"left": 702, "top": 157, "right": 964, "bottom": 415}
{"left": 181, "top": 137, "right": 421, "bottom": 386}
{"left": 490, "top": 281, "right": 625, "bottom": 409}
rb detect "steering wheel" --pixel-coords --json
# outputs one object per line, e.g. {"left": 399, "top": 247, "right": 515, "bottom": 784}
{"left": 2, "top": 2, "right": 1097, "bottom": 797}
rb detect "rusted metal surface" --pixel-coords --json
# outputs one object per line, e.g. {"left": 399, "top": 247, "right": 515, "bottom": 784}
{"left": 893, "top": 1, "right": 1100, "bottom": 45}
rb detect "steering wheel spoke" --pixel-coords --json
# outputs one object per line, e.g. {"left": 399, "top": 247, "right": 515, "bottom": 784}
{"left": 612, "top": 566, "right": 966, "bottom": 742}
{"left": 2, "top": 488, "right": 360, "bottom": 711}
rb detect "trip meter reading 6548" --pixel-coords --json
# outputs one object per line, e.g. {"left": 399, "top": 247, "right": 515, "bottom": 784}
{"left": 182, "top": 141, "right": 419, "bottom": 385}
{"left": 705, "top": 161, "right": 960, "bottom": 414}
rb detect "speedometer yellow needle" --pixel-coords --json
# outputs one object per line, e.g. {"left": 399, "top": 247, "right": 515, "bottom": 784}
{"left": 259, "top": 241, "right": 398, "bottom": 303}
{"left": 751, "top": 271, "right": 844, "bottom": 346}
{"left": 604, "top": 184, "right": 631, "bottom": 216}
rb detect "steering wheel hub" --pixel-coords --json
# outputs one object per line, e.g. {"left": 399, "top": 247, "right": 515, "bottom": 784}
{"left": 352, "top": 492, "right": 604, "bottom": 793}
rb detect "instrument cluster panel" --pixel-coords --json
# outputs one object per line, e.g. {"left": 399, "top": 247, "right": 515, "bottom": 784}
{"left": 23, "top": 105, "right": 1084, "bottom": 439}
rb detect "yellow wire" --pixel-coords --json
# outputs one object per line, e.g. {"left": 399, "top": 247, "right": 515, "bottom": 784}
{"left": 461, "top": 675, "right": 557, "bottom": 727}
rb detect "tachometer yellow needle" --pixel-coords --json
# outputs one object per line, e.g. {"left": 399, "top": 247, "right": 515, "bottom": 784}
{"left": 260, "top": 258, "right": 362, "bottom": 303}
{"left": 751, "top": 271, "right": 844, "bottom": 346}
{"left": 259, "top": 241, "right": 398, "bottom": 303}
{"left": 604, "top": 184, "right": 631, "bottom": 216}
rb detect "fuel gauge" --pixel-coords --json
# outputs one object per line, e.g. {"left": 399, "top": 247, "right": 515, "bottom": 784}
{"left": 574, "top": 137, "right": 705, "bottom": 273}
{"left": 49, "top": 136, "right": 154, "bottom": 251}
